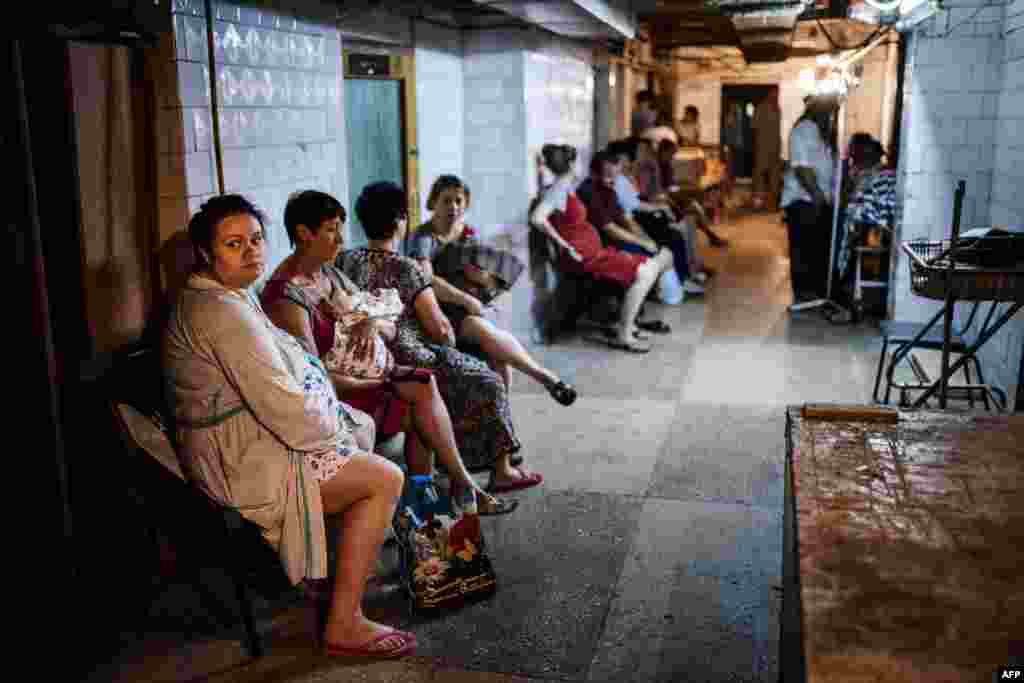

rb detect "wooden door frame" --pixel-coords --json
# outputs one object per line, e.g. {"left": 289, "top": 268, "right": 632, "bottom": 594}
{"left": 342, "top": 50, "right": 420, "bottom": 228}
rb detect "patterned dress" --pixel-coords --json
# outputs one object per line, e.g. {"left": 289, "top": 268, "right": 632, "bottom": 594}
{"left": 337, "top": 248, "right": 521, "bottom": 472}
{"left": 261, "top": 263, "right": 409, "bottom": 437}
{"left": 838, "top": 166, "right": 898, "bottom": 279}
{"left": 404, "top": 223, "right": 502, "bottom": 333}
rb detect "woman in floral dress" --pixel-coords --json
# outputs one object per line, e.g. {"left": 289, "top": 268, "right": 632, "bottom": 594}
{"left": 338, "top": 182, "right": 542, "bottom": 494}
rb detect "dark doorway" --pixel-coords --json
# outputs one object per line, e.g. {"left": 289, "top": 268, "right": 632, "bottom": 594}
{"left": 721, "top": 85, "right": 774, "bottom": 180}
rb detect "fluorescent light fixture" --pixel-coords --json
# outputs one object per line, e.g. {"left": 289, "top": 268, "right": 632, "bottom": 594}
{"left": 798, "top": 67, "right": 816, "bottom": 95}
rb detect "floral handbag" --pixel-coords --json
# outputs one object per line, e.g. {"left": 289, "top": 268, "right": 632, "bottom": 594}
{"left": 393, "top": 480, "right": 497, "bottom": 612}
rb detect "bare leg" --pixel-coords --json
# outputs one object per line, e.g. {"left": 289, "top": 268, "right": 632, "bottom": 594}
{"left": 619, "top": 250, "right": 671, "bottom": 343}
{"left": 489, "top": 358, "right": 512, "bottom": 388}
{"left": 392, "top": 372, "right": 534, "bottom": 491}
{"left": 688, "top": 200, "right": 727, "bottom": 245}
{"left": 392, "top": 376, "right": 479, "bottom": 492}
{"left": 318, "top": 452, "right": 406, "bottom": 647}
{"left": 459, "top": 316, "right": 558, "bottom": 389}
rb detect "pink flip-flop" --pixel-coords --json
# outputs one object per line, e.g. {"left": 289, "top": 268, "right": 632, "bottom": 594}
{"left": 487, "top": 467, "right": 543, "bottom": 493}
{"left": 325, "top": 630, "right": 418, "bottom": 659}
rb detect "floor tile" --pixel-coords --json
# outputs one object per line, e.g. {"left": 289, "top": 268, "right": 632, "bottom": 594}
{"left": 399, "top": 490, "right": 643, "bottom": 681}
{"left": 588, "top": 499, "right": 781, "bottom": 683}
{"left": 508, "top": 394, "right": 677, "bottom": 495}
{"left": 650, "top": 402, "right": 785, "bottom": 507}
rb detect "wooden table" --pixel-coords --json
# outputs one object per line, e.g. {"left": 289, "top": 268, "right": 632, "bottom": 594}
{"left": 782, "top": 406, "right": 1024, "bottom": 682}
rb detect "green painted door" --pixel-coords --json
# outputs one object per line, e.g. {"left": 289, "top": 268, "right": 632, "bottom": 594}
{"left": 344, "top": 79, "right": 404, "bottom": 247}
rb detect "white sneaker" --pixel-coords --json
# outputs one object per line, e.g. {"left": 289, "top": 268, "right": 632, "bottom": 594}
{"left": 683, "top": 279, "right": 705, "bottom": 294}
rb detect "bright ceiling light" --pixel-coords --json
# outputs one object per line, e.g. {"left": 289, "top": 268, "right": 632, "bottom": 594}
{"left": 798, "top": 67, "right": 816, "bottom": 95}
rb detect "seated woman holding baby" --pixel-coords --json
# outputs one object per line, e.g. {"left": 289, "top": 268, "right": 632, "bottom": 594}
{"left": 261, "top": 190, "right": 515, "bottom": 515}
{"left": 405, "top": 175, "right": 576, "bottom": 406}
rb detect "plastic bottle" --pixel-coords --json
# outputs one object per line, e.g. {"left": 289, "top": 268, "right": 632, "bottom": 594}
{"left": 453, "top": 487, "right": 481, "bottom": 546}
{"left": 410, "top": 474, "right": 439, "bottom": 521}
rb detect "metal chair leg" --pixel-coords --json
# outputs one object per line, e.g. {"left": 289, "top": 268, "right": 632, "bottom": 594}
{"left": 974, "top": 356, "right": 991, "bottom": 411}
{"left": 220, "top": 512, "right": 264, "bottom": 659}
{"left": 884, "top": 341, "right": 906, "bottom": 406}
{"left": 963, "top": 358, "right": 975, "bottom": 408}
{"left": 873, "top": 337, "right": 889, "bottom": 404}
{"left": 228, "top": 562, "right": 263, "bottom": 659}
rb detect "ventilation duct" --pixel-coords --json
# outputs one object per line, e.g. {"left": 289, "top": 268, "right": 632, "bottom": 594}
{"left": 471, "top": 0, "right": 639, "bottom": 39}
{"left": 712, "top": 0, "right": 814, "bottom": 61}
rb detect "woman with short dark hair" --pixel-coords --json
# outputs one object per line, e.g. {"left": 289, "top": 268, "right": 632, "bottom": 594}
{"left": 338, "top": 182, "right": 543, "bottom": 494}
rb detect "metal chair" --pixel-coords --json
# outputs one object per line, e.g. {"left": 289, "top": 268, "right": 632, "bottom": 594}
{"left": 872, "top": 301, "right": 1001, "bottom": 409}
{"left": 103, "top": 343, "right": 293, "bottom": 660}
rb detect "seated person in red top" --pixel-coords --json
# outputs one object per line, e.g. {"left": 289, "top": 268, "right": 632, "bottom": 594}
{"left": 577, "top": 151, "right": 703, "bottom": 297}
{"left": 529, "top": 143, "right": 673, "bottom": 354}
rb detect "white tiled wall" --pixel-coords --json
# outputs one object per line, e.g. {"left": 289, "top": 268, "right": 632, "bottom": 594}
{"left": 414, "top": 22, "right": 465, "bottom": 223}
{"left": 983, "top": 0, "right": 1024, "bottom": 407}
{"left": 463, "top": 38, "right": 527, "bottom": 241}
{"left": 163, "top": 0, "right": 347, "bottom": 288}
{"left": 524, "top": 51, "right": 595, "bottom": 197}
{"left": 893, "top": 0, "right": 1023, "bottom": 408}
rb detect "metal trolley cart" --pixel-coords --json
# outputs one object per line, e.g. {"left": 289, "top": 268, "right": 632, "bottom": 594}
{"left": 886, "top": 184, "right": 1024, "bottom": 410}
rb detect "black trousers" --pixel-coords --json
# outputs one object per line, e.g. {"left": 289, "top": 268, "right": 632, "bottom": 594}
{"left": 634, "top": 210, "right": 691, "bottom": 281}
{"left": 783, "top": 201, "right": 834, "bottom": 299}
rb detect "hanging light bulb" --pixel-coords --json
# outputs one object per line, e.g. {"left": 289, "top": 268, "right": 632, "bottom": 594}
{"left": 798, "top": 68, "right": 816, "bottom": 95}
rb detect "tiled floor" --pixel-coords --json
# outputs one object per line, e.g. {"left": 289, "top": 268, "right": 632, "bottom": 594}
{"left": 88, "top": 211, "right": 889, "bottom": 682}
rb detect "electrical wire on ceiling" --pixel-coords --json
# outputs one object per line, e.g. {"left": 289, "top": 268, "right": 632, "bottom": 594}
{"left": 814, "top": 16, "right": 889, "bottom": 51}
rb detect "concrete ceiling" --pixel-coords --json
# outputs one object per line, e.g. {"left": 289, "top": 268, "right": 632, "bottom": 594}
{"left": 642, "top": 0, "right": 884, "bottom": 63}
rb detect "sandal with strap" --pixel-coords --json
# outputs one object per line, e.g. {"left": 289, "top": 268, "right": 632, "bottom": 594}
{"left": 451, "top": 480, "right": 519, "bottom": 516}
{"left": 325, "top": 629, "right": 418, "bottom": 659}
{"left": 486, "top": 467, "right": 544, "bottom": 493}
{"left": 546, "top": 379, "right": 578, "bottom": 406}
{"left": 477, "top": 491, "right": 519, "bottom": 516}
{"left": 636, "top": 319, "right": 671, "bottom": 334}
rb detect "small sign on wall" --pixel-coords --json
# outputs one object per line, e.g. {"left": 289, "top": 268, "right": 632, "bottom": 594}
{"left": 347, "top": 53, "right": 391, "bottom": 78}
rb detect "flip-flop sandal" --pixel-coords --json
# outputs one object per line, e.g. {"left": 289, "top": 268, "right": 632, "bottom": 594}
{"left": 600, "top": 328, "right": 650, "bottom": 341}
{"left": 636, "top": 319, "right": 671, "bottom": 334}
{"left": 546, "top": 380, "right": 578, "bottom": 406}
{"left": 604, "top": 336, "right": 652, "bottom": 354}
{"left": 325, "top": 630, "right": 417, "bottom": 659}
{"left": 583, "top": 332, "right": 650, "bottom": 353}
{"left": 478, "top": 492, "right": 519, "bottom": 516}
{"left": 487, "top": 467, "right": 544, "bottom": 493}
